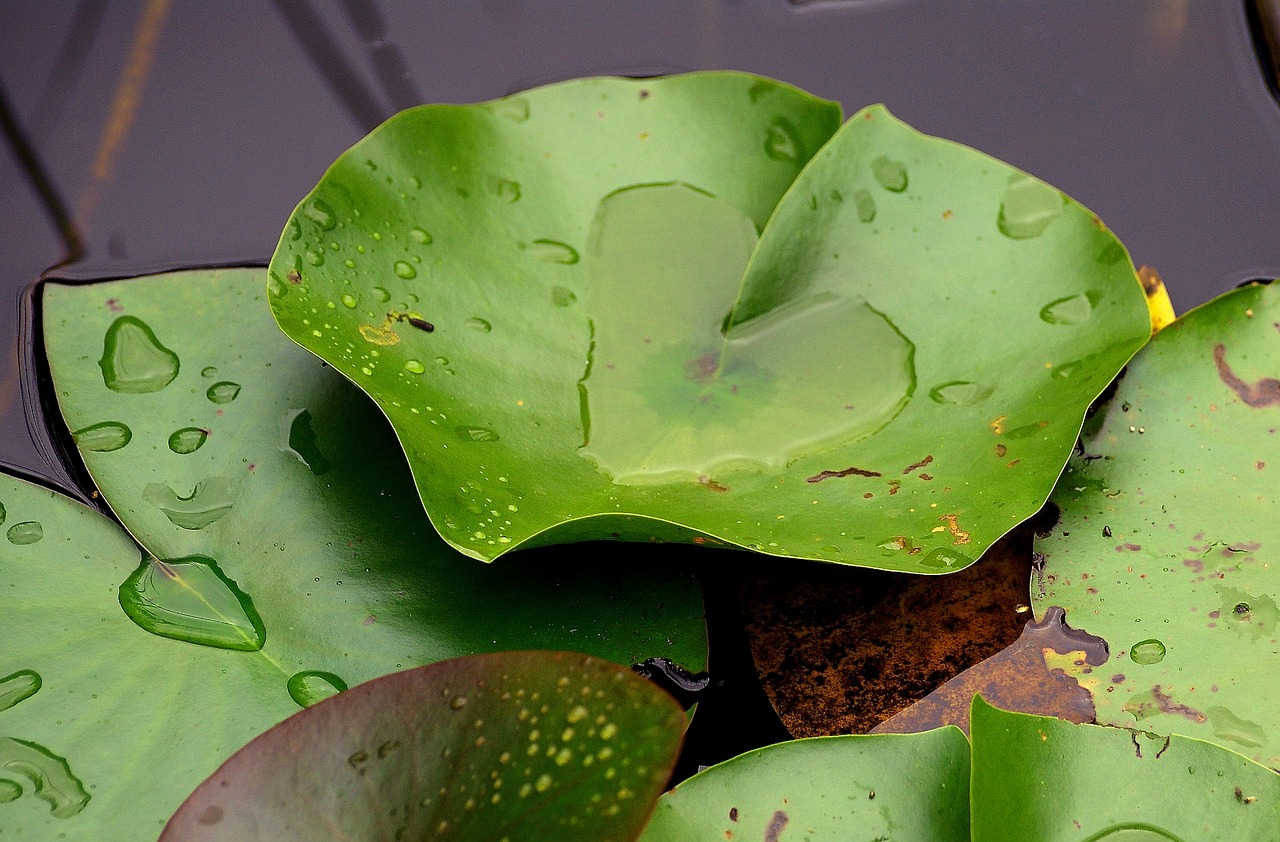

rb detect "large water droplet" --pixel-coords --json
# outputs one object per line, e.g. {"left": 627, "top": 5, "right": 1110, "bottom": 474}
{"left": 456, "top": 426, "right": 500, "bottom": 442}
{"left": 0, "top": 780, "right": 19, "bottom": 803}
{"left": 7, "top": 522, "right": 42, "bottom": 545}
{"left": 763, "top": 116, "right": 800, "bottom": 162}
{"left": 1129, "top": 639, "right": 1166, "bottom": 665}
{"left": 340, "top": 294, "right": 358, "bottom": 308}
{"left": 303, "top": 197, "right": 337, "bottom": 231}
{"left": 0, "top": 670, "right": 41, "bottom": 713}
{"left": 1040, "top": 291, "right": 1100, "bottom": 326}
{"left": 496, "top": 179, "right": 521, "bottom": 202}
{"left": 283, "top": 409, "right": 332, "bottom": 475}
{"left": 287, "top": 670, "right": 348, "bottom": 708}
{"left": 72, "top": 421, "right": 132, "bottom": 452}
{"left": 99, "top": 316, "right": 180, "bottom": 393}
{"left": 372, "top": 286, "right": 391, "bottom": 302}
{"left": 206, "top": 381, "right": 241, "bottom": 404}
{"left": 551, "top": 286, "right": 577, "bottom": 307}
{"left": 997, "top": 174, "right": 1065, "bottom": 239}
{"left": 853, "top": 189, "right": 876, "bottom": 223}
{"left": 871, "top": 156, "right": 908, "bottom": 192}
{"left": 919, "top": 547, "right": 973, "bottom": 570}
{"left": 168, "top": 427, "right": 208, "bottom": 454}
{"left": 410, "top": 227, "right": 433, "bottom": 244}
{"left": 928, "top": 381, "right": 993, "bottom": 406}
{"left": 528, "top": 239, "right": 580, "bottom": 265}
{"left": 467, "top": 317, "right": 492, "bottom": 333}
{"left": 0, "top": 737, "right": 90, "bottom": 817}
{"left": 118, "top": 555, "right": 265, "bottom": 651}
{"left": 143, "top": 478, "right": 235, "bottom": 530}
{"left": 393, "top": 260, "right": 417, "bottom": 280}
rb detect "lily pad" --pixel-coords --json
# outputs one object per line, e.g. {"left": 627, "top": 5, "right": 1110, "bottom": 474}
{"left": 971, "top": 696, "right": 1280, "bottom": 840}
{"left": 268, "top": 71, "right": 1149, "bottom": 568}
{"left": 17, "top": 267, "right": 704, "bottom": 838}
{"left": 638, "top": 726, "right": 970, "bottom": 840}
{"left": 1033, "top": 281, "right": 1280, "bottom": 768}
{"left": 162, "top": 652, "right": 685, "bottom": 842}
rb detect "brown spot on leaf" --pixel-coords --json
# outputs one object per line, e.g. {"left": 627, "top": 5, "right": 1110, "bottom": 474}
{"left": 685, "top": 352, "right": 719, "bottom": 384}
{"left": 764, "top": 810, "right": 789, "bottom": 842}
{"left": 1115, "top": 543, "right": 1142, "bottom": 552}
{"left": 287, "top": 269, "right": 302, "bottom": 285}
{"left": 995, "top": 444, "right": 1007, "bottom": 457}
{"left": 699, "top": 476, "right": 729, "bottom": 493}
{"left": 990, "top": 415, "right": 1006, "bottom": 435}
{"left": 939, "top": 514, "right": 971, "bottom": 545}
{"left": 807, "top": 466, "right": 882, "bottom": 483}
{"left": 904, "top": 455, "right": 934, "bottom": 474}
{"left": 1214, "top": 344, "right": 1280, "bottom": 407}
{"left": 887, "top": 480, "right": 901, "bottom": 495}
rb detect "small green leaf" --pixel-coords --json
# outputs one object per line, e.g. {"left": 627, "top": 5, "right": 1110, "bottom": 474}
{"left": 161, "top": 652, "right": 686, "bottom": 842}
{"left": 1034, "top": 282, "right": 1280, "bottom": 767}
{"left": 971, "top": 696, "right": 1280, "bottom": 841}
{"left": 268, "top": 72, "right": 1149, "bottom": 568}
{"left": 638, "top": 727, "right": 970, "bottom": 840}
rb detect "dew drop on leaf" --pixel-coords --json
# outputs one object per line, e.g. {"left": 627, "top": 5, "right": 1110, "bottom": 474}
{"left": 72, "top": 421, "right": 132, "bottom": 452}
{"left": 99, "top": 316, "right": 180, "bottom": 393}
{"left": 0, "top": 670, "right": 41, "bottom": 713}
{"left": 206, "top": 381, "right": 241, "bottom": 404}
{"left": 393, "top": 261, "right": 417, "bottom": 280}
{"left": 527, "top": 240, "right": 579, "bottom": 265}
{"left": 118, "top": 555, "right": 266, "bottom": 651}
{"left": 6, "top": 522, "right": 42, "bottom": 545}
{"left": 871, "top": 155, "right": 908, "bottom": 192}
{"left": 167, "top": 427, "right": 208, "bottom": 454}
{"left": 997, "top": 174, "right": 1065, "bottom": 239}
{"left": 1130, "top": 639, "right": 1167, "bottom": 665}
{"left": 763, "top": 116, "right": 800, "bottom": 162}
{"left": 287, "top": 671, "right": 348, "bottom": 708}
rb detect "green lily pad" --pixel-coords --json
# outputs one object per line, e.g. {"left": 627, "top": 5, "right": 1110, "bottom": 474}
{"left": 162, "top": 652, "right": 685, "bottom": 842}
{"left": 17, "top": 267, "right": 704, "bottom": 838}
{"left": 638, "top": 726, "right": 970, "bottom": 840}
{"left": 268, "top": 71, "right": 1150, "bottom": 567}
{"left": 971, "top": 696, "right": 1280, "bottom": 840}
{"left": 1033, "top": 281, "right": 1280, "bottom": 767}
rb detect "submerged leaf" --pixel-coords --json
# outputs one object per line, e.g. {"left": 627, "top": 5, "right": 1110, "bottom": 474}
{"left": 161, "top": 652, "right": 685, "bottom": 842}
{"left": 269, "top": 72, "right": 1149, "bottom": 568}
{"left": 1034, "top": 281, "right": 1280, "bottom": 767}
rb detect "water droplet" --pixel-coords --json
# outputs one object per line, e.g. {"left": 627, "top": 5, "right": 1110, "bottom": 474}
{"left": 435, "top": 356, "right": 450, "bottom": 367}
{"left": 0, "top": 780, "right": 19, "bottom": 803}
{"left": 600, "top": 722, "right": 617, "bottom": 740}
{"left": 305, "top": 250, "right": 325, "bottom": 267}
{"left": 0, "top": 738, "right": 90, "bottom": 817}
{"left": 287, "top": 671, "right": 348, "bottom": 708}
{"left": 551, "top": 286, "right": 577, "bottom": 307}
{"left": 287, "top": 218, "right": 302, "bottom": 241}
{"left": 1040, "top": 291, "right": 1100, "bottom": 326}
{"left": 283, "top": 409, "right": 332, "bottom": 475}
{"left": 6, "top": 522, "right": 42, "bottom": 545}
{"left": 119, "top": 556, "right": 265, "bottom": 650}
{"left": 928, "top": 380, "right": 994, "bottom": 406}
{"left": 206, "top": 381, "right": 241, "bottom": 404}
{"left": 450, "top": 695, "right": 468, "bottom": 710}
{"left": 372, "top": 286, "right": 391, "bottom": 302}
{"left": 763, "top": 116, "right": 800, "bottom": 162}
{"left": 466, "top": 317, "right": 492, "bottom": 333}
{"left": 1084, "top": 824, "right": 1186, "bottom": 842}
{"left": 404, "top": 359, "right": 426, "bottom": 374}
{"left": 496, "top": 179, "right": 521, "bottom": 202}
{"left": 303, "top": 198, "right": 337, "bottom": 230}
{"left": 72, "top": 421, "right": 132, "bottom": 452}
{"left": 410, "top": 227, "right": 433, "bottom": 244}
{"left": 0, "top": 670, "right": 41, "bottom": 713}
{"left": 143, "top": 478, "right": 234, "bottom": 529}
{"left": 871, "top": 155, "right": 908, "bottom": 192}
{"left": 566, "top": 705, "right": 588, "bottom": 724}
{"left": 200, "top": 366, "right": 219, "bottom": 378}
{"left": 394, "top": 260, "right": 417, "bottom": 280}
{"left": 527, "top": 239, "right": 579, "bottom": 264}
{"left": 490, "top": 96, "right": 530, "bottom": 122}
{"left": 456, "top": 426, "right": 499, "bottom": 442}
{"left": 853, "top": 189, "right": 876, "bottom": 223}
{"left": 167, "top": 427, "right": 208, "bottom": 454}
{"left": 1207, "top": 706, "right": 1267, "bottom": 747}
{"left": 341, "top": 294, "right": 358, "bottom": 308}
{"left": 99, "top": 316, "right": 180, "bottom": 393}
{"left": 997, "top": 174, "right": 1065, "bottom": 239}
{"left": 920, "top": 547, "right": 973, "bottom": 569}
{"left": 534, "top": 774, "right": 552, "bottom": 792}
{"left": 1130, "top": 639, "right": 1166, "bottom": 665}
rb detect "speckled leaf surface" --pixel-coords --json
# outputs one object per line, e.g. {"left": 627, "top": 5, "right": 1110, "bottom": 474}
{"left": 1034, "top": 282, "right": 1280, "bottom": 767}
{"left": 637, "top": 726, "right": 969, "bottom": 841}
{"left": 268, "top": 71, "right": 1150, "bottom": 568}
{"left": 971, "top": 696, "right": 1280, "bottom": 841}
{"left": 162, "top": 652, "right": 684, "bottom": 842}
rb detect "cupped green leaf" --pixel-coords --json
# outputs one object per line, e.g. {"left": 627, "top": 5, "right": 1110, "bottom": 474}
{"left": 638, "top": 726, "right": 970, "bottom": 840}
{"left": 1032, "top": 281, "right": 1280, "bottom": 767}
{"left": 162, "top": 651, "right": 684, "bottom": 842}
{"left": 268, "top": 72, "right": 1149, "bottom": 567}
{"left": 971, "top": 695, "right": 1280, "bottom": 841}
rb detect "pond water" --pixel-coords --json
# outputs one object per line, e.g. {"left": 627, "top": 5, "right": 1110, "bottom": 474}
{"left": 3, "top": 0, "right": 1280, "bottom": 769}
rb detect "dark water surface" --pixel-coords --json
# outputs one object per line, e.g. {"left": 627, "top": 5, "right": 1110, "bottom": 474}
{"left": 4, "top": 0, "right": 1280, "bottom": 478}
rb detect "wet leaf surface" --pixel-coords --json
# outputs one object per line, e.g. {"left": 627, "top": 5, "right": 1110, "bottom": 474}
{"left": 1034, "top": 281, "right": 1280, "bottom": 768}
{"left": 638, "top": 726, "right": 970, "bottom": 841}
{"left": 971, "top": 696, "right": 1280, "bottom": 841}
{"left": 20, "top": 267, "right": 705, "bottom": 838}
{"left": 162, "top": 652, "right": 684, "bottom": 842}
{"left": 268, "top": 71, "right": 1151, "bottom": 568}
